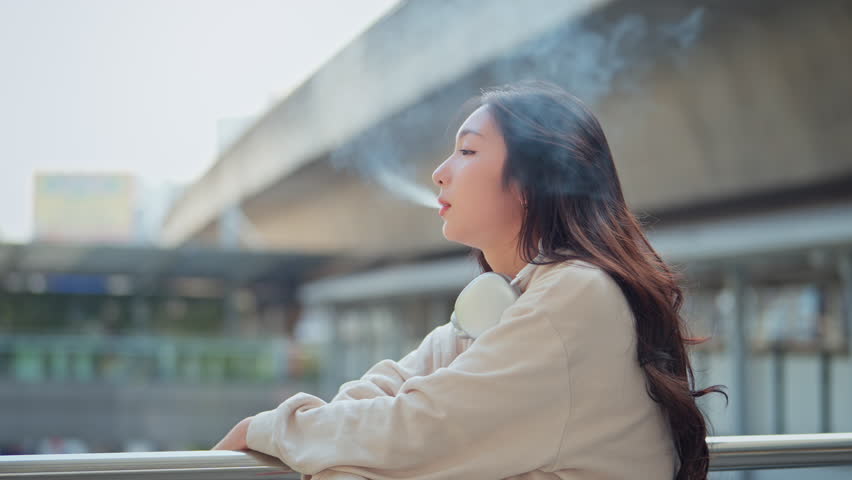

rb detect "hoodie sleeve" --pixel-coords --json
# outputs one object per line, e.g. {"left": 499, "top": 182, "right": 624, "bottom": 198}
{"left": 329, "top": 322, "right": 455, "bottom": 403}
{"left": 306, "top": 324, "right": 457, "bottom": 480}
{"left": 246, "top": 267, "right": 590, "bottom": 479}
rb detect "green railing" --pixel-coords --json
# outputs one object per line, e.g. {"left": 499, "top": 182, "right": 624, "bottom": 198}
{"left": 0, "top": 335, "right": 321, "bottom": 384}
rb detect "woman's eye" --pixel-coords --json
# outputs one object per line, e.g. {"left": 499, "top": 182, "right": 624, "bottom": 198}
{"left": 459, "top": 149, "right": 475, "bottom": 156}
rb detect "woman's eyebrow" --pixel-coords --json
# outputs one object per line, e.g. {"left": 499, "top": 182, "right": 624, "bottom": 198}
{"left": 456, "top": 128, "right": 484, "bottom": 142}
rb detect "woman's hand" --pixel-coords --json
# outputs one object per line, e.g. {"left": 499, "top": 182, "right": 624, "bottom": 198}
{"left": 212, "top": 416, "right": 254, "bottom": 451}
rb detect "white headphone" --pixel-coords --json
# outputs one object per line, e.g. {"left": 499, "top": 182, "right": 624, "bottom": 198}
{"left": 450, "top": 272, "right": 522, "bottom": 339}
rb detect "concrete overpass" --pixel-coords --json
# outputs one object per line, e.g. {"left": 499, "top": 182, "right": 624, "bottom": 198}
{"left": 161, "top": 0, "right": 852, "bottom": 263}
{"left": 161, "top": 0, "right": 612, "bottom": 256}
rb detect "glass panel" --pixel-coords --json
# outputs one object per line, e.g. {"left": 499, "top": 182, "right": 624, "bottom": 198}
{"left": 749, "top": 282, "right": 846, "bottom": 353}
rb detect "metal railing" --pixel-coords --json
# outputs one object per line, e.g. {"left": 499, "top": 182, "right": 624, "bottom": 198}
{"left": 707, "top": 433, "right": 852, "bottom": 471}
{"left": 0, "top": 449, "right": 299, "bottom": 479}
{"left": 1, "top": 433, "right": 851, "bottom": 478}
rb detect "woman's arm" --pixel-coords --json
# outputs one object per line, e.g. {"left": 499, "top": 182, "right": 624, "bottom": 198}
{"left": 306, "top": 322, "right": 461, "bottom": 480}
{"left": 245, "top": 267, "right": 592, "bottom": 479}
{"left": 329, "top": 322, "right": 455, "bottom": 402}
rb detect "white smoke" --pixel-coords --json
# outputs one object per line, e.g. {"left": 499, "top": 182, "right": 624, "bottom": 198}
{"left": 330, "top": 6, "right": 708, "bottom": 207}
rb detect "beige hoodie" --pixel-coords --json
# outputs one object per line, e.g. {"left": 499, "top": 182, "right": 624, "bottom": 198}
{"left": 247, "top": 254, "right": 678, "bottom": 479}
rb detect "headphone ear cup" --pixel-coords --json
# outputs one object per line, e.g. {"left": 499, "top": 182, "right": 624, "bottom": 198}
{"left": 450, "top": 311, "right": 472, "bottom": 339}
{"left": 451, "top": 272, "right": 521, "bottom": 339}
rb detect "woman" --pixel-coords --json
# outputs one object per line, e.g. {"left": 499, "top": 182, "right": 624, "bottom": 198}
{"left": 214, "top": 81, "right": 726, "bottom": 479}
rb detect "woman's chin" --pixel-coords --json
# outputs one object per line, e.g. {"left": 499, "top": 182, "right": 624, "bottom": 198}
{"left": 441, "top": 223, "right": 452, "bottom": 241}
{"left": 441, "top": 227, "right": 475, "bottom": 249}
{"left": 441, "top": 224, "right": 461, "bottom": 244}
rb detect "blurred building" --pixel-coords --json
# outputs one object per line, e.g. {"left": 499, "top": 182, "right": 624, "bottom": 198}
{"left": 1, "top": 93, "right": 333, "bottom": 451}
{"left": 33, "top": 173, "right": 137, "bottom": 244}
{"left": 0, "top": 241, "right": 331, "bottom": 452}
{"left": 2, "top": 155, "right": 329, "bottom": 451}
{"left": 32, "top": 172, "right": 186, "bottom": 247}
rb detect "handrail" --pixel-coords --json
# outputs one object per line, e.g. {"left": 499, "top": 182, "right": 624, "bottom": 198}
{"left": 0, "top": 450, "right": 298, "bottom": 479}
{"left": 707, "top": 432, "right": 852, "bottom": 471}
{"left": 1, "top": 433, "right": 851, "bottom": 477}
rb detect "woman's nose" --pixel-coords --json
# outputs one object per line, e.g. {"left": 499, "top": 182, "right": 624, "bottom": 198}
{"left": 432, "top": 159, "right": 449, "bottom": 187}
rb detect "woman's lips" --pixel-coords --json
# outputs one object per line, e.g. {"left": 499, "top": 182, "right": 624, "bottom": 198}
{"left": 437, "top": 196, "right": 451, "bottom": 216}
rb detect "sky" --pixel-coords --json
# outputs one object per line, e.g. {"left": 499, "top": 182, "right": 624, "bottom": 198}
{"left": 0, "top": 0, "right": 400, "bottom": 242}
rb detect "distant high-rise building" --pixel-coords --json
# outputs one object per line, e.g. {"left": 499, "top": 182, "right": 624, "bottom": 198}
{"left": 33, "top": 173, "right": 137, "bottom": 244}
{"left": 31, "top": 173, "right": 186, "bottom": 246}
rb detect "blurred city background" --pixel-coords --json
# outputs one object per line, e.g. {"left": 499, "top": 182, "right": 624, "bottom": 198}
{"left": 0, "top": 1, "right": 850, "bottom": 479}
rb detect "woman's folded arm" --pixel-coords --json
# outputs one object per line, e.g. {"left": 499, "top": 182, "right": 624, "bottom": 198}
{"left": 329, "top": 322, "right": 453, "bottom": 403}
{"left": 246, "top": 269, "right": 588, "bottom": 479}
{"left": 310, "top": 309, "right": 458, "bottom": 479}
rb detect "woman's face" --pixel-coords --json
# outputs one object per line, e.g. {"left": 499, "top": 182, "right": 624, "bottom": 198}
{"left": 431, "top": 105, "right": 525, "bottom": 251}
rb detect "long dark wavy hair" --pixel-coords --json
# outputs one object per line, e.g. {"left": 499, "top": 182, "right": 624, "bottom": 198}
{"left": 465, "top": 81, "right": 727, "bottom": 479}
